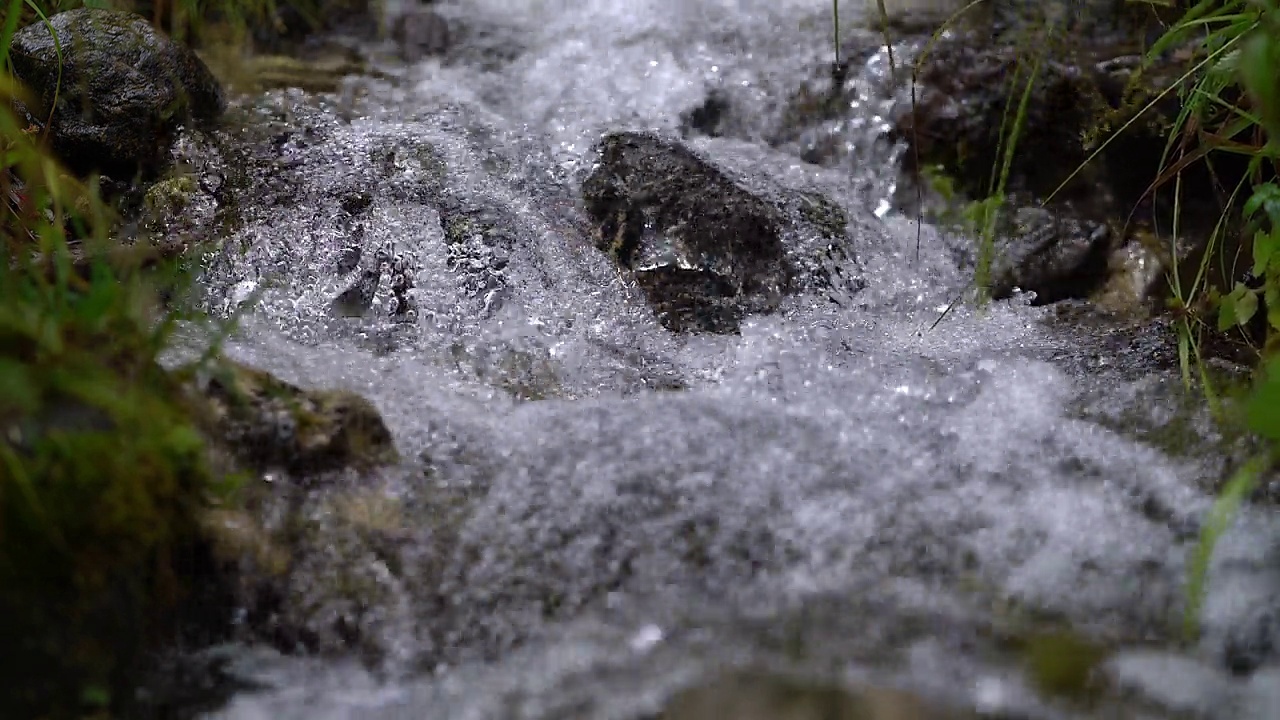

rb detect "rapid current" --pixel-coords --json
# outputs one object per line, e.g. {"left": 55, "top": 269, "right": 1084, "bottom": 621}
{"left": 182, "top": 0, "right": 1280, "bottom": 717}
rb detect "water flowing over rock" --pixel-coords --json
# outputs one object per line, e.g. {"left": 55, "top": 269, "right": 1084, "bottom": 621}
{"left": 391, "top": 6, "right": 452, "bottom": 63}
{"left": 581, "top": 131, "right": 862, "bottom": 333}
{"left": 106, "top": 0, "right": 1280, "bottom": 718}
{"left": 9, "top": 8, "right": 225, "bottom": 181}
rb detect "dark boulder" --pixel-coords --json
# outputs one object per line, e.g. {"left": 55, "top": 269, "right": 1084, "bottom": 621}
{"left": 580, "top": 132, "right": 800, "bottom": 334}
{"left": 392, "top": 6, "right": 452, "bottom": 63}
{"left": 9, "top": 9, "right": 225, "bottom": 181}
{"left": 679, "top": 89, "right": 735, "bottom": 139}
{"left": 988, "top": 207, "right": 1114, "bottom": 304}
{"left": 890, "top": 6, "right": 1242, "bottom": 229}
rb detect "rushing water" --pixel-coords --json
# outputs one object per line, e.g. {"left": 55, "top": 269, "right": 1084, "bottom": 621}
{"left": 184, "top": 0, "right": 1280, "bottom": 717}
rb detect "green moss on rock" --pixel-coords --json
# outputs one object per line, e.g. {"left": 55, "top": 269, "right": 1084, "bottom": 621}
{"left": 190, "top": 359, "right": 400, "bottom": 475}
{"left": 143, "top": 173, "right": 200, "bottom": 220}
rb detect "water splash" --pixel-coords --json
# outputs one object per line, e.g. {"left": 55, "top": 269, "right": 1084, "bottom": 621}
{"left": 188, "top": 0, "right": 1280, "bottom": 717}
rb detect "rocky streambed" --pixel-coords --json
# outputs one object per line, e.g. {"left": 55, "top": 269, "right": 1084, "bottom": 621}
{"left": 7, "top": 0, "right": 1280, "bottom": 718}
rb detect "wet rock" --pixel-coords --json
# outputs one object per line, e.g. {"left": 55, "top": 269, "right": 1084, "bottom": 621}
{"left": 1090, "top": 233, "right": 1168, "bottom": 317}
{"left": 430, "top": 4, "right": 526, "bottom": 70}
{"left": 335, "top": 244, "right": 363, "bottom": 275}
{"left": 392, "top": 7, "right": 452, "bottom": 63}
{"left": 765, "top": 31, "right": 890, "bottom": 166}
{"left": 679, "top": 89, "right": 737, "bottom": 140}
{"left": 330, "top": 245, "right": 418, "bottom": 320}
{"left": 339, "top": 189, "right": 375, "bottom": 217}
{"left": 658, "top": 670, "right": 982, "bottom": 719}
{"left": 439, "top": 201, "right": 515, "bottom": 319}
{"left": 892, "top": 41, "right": 1109, "bottom": 208}
{"left": 987, "top": 0, "right": 1177, "bottom": 44}
{"left": 448, "top": 337, "right": 564, "bottom": 401}
{"left": 632, "top": 265, "right": 746, "bottom": 335}
{"left": 580, "top": 132, "right": 799, "bottom": 334}
{"left": 9, "top": 9, "right": 225, "bottom": 181}
{"left": 892, "top": 22, "right": 1238, "bottom": 241}
{"left": 191, "top": 359, "right": 399, "bottom": 476}
{"left": 203, "top": 51, "right": 375, "bottom": 95}
{"left": 140, "top": 172, "right": 217, "bottom": 237}
{"left": 200, "top": 478, "right": 420, "bottom": 665}
{"left": 330, "top": 242, "right": 414, "bottom": 320}
{"left": 989, "top": 207, "right": 1113, "bottom": 304}
{"left": 372, "top": 138, "right": 449, "bottom": 203}
{"left": 333, "top": 268, "right": 383, "bottom": 317}
{"left": 1223, "top": 607, "right": 1279, "bottom": 676}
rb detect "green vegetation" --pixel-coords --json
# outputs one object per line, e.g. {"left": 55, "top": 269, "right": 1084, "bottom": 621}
{"left": 1, "top": 0, "right": 404, "bottom": 708}
{"left": 1090, "top": 0, "right": 1280, "bottom": 638}
{"left": 842, "top": 0, "right": 1280, "bottom": 641}
{"left": 0, "top": 0, "right": 246, "bottom": 715}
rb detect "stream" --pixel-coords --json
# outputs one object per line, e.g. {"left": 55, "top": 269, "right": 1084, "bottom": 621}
{"left": 174, "top": 0, "right": 1280, "bottom": 717}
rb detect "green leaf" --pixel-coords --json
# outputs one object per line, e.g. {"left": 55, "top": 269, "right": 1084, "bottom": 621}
{"left": 1240, "top": 27, "right": 1280, "bottom": 148}
{"left": 1266, "top": 286, "right": 1280, "bottom": 330}
{"left": 1219, "top": 290, "right": 1238, "bottom": 331}
{"left": 1246, "top": 360, "right": 1280, "bottom": 440}
{"left": 1237, "top": 285, "right": 1260, "bottom": 325}
{"left": 1244, "top": 183, "right": 1280, "bottom": 227}
{"left": 1254, "top": 229, "right": 1280, "bottom": 277}
{"left": 1218, "top": 284, "right": 1259, "bottom": 330}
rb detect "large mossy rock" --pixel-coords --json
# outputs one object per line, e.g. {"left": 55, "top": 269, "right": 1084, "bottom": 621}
{"left": 9, "top": 8, "right": 225, "bottom": 181}
{"left": 891, "top": 8, "right": 1237, "bottom": 230}
{"left": 883, "top": 5, "right": 1258, "bottom": 308}
{"left": 893, "top": 41, "right": 1114, "bottom": 209}
{"left": 0, "top": 341, "right": 400, "bottom": 717}
{"left": 182, "top": 360, "right": 407, "bottom": 664}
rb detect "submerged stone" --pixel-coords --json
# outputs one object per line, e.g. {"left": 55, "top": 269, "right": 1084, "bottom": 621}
{"left": 9, "top": 9, "right": 225, "bottom": 180}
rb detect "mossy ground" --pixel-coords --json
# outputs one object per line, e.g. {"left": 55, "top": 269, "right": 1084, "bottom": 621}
{"left": 0, "top": 0, "right": 345, "bottom": 715}
{"left": 0, "top": 187, "right": 232, "bottom": 716}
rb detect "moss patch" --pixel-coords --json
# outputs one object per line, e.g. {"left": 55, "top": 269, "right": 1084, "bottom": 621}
{"left": 0, "top": 258, "right": 224, "bottom": 717}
